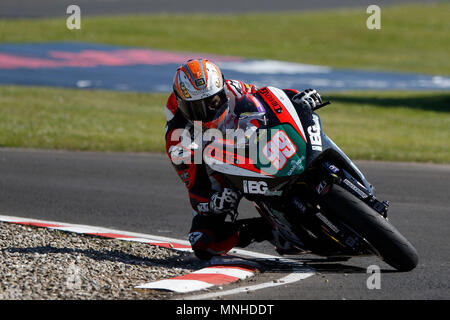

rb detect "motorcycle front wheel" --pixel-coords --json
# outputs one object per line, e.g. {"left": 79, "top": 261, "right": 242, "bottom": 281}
{"left": 319, "top": 185, "right": 419, "bottom": 271}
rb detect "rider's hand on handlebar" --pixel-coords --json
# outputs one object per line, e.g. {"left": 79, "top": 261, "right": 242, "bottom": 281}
{"left": 209, "top": 188, "right": 241, "bottom": 216}
{"left": 293, "top": 88, "right": 322, "bottom": 110}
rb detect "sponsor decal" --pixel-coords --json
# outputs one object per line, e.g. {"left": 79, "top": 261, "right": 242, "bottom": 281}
{"left": 243, "top": 180, "right": 268, "bottom": 194}
{"left": 195, "top": 77, "right": 205, "bottom": 87}
{"left": 262, "top": 130, "right": 297, "bottom": 171}
{"left": 316, "top": 180, "right": 330, "bottom": 195}
{"left": 328, "top": 164, "right": 339, "bottom": 173}
{"left": 343, "top": 179, "right": 368, "bottom": 199}
{"left": 179, "top": 82, "right": 191, "bottom": 98}
{"left": 307, "top": 114, "right": 322, "bottom": 151}
{"left": 196, "top": 203, "right": 210, "bottom": 213}
{"left": 257, "top": 87, "right": 308, "bottom": 143}
{"left": 188, "top": 231, "right": 203, "bottom": 245}
{"left": 264, "top": 189, "right": 283, "bottom": 196}
{"left": 286, "top": 156, "right": 305, "bottom": 176}
{"left": 315, "top": 212, "right": 340, "bottom": 234}
{"left": 258, "top": 87, "right": 283, "bottom": 114}
{"left": 180, "top": 170, "right": 190, "bottom": 186}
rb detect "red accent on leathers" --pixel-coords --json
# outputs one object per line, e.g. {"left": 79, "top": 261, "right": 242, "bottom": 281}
{"left": 165, "top": 79, "right": 257, "bottom": 216}
{"left": 164, "top": 80, "right": 289, "bottom": 260}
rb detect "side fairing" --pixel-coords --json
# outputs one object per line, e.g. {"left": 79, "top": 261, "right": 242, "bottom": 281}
{"left": 255, "top": 123, "right": 307, "bottom": 177}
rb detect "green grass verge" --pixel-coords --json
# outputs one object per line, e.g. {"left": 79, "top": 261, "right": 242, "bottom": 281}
{"left": 0, "top": 85, "right": 167, "bottom": 152}
{"left": 0, "top": 3, "right": 449, "bottom": 75}
{"left": 321, "top": 91, "right": 450, "bottom": 163}
{"left": 0, "top": 85, "right": 448, "bottom": 163}
{"left": 0, "top": 4, "right": 448, "bottom": 162}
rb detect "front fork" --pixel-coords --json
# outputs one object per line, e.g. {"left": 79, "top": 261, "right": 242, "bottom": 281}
{"left": 319, "top": 161, "right": 389, "bottom": 218}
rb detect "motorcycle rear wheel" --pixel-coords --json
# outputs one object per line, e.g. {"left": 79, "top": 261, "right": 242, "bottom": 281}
{"left": 319, "top": 185, "right": 419, "bottom": 271}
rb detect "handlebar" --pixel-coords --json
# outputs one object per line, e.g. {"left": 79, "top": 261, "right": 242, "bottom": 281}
{"left": 312, "top": 101, "right": 331, "bottom": 111}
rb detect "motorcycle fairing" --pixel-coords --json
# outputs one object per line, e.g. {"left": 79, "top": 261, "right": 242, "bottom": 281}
{"left": 257, "top": 86, "right": 308, "bottom": 143}
{"left": 204, "top": 87, "right": 312, "bottom": 180}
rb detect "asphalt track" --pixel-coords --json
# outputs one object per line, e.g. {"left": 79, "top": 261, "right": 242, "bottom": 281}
{"left": 0, "top": 0, "right": 444, "bottom": 18}
{"left": 0, "top": 148, "right": 449, "bottom": 299}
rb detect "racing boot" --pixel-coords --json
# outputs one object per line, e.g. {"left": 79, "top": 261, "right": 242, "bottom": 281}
{"left": 235, "top": 217, "right": 274, "bottom": 248}
{"left": 235, "top": 217, "right": 302, "bottom": 255}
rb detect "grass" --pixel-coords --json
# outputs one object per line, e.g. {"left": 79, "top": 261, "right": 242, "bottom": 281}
{"left": 0, "top": 3, "right": 449, "bottom": 75}
{"left": 0, "top": 3, "right": 448, "bottom": 162}
{"left": 0, "top": 85, "right": 448, "bottom": 163}
{"left": 321, "top": 91, "right": 450, "bottom": 163}
{"left": 0, "top": 85, "right": 168, "bottom": 152}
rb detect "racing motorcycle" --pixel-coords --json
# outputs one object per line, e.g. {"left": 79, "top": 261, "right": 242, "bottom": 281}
{"left": 203, "top": 86, "right": 418, "bottom": 271}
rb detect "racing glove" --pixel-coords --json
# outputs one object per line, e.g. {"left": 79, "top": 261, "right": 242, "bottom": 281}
{"left": 292, "top": 88, "right": 322, "bottom": 110}
{"left": 209, "top": 188, "right": 241, "bottom": 215}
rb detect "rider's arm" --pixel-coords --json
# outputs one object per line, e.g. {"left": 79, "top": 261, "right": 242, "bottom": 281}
{"left": 166, "top": 129, "right": 238, "bottom": 216}
{"left": 166, "top": 135, "right": 215, "bottom": 215}
{"left": 282, "top": 88, "right": 301, "bottom": 100}
{"left": 165, "top": 93, "right": 241, "bottom": 216}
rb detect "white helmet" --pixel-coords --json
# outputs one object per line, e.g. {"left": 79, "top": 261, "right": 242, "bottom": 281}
{"left": 173, "top": 59, "right": 229, "bottom": 126}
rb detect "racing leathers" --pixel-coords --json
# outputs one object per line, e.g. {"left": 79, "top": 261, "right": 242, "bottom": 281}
{"left": 165, "top": 80, "right": 318, "bottom": 260}
{"left": 166, "top": 79, "right": 271, "bottom": 260}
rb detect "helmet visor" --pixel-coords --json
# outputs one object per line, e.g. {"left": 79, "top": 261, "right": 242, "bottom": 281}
{"left": 178, "top": 89, "right": 228, "bottom": 124}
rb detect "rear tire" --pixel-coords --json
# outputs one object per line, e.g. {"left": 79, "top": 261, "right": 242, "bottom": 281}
{"left": 319, "top": 185, "right": 418, "bottom": 271}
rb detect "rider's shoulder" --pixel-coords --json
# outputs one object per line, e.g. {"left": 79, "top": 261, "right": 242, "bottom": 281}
{"left": 225, "top": 79, "right": 257, "bottom": 97}
{"left": 165, "top": 92, "right": 179, "bottom": 122}
{"left": 225, "top": 79, "right": 245, "bottom": 96}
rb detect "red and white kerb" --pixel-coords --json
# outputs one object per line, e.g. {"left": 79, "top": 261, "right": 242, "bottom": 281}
{"left": 0, "top": 215, "right": 257, "bottom": 293}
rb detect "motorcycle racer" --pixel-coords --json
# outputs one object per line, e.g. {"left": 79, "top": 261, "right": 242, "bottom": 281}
{"left": 165, "top": 58, "right": 322, "bottom": 260}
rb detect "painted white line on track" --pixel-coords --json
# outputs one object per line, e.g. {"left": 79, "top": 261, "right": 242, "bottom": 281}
{"left": 181, "top": 267, "right": 315, "bottom": 300}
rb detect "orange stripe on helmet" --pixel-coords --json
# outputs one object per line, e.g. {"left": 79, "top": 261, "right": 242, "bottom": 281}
{"left": 202, "top": 59, "right": 209, "bottom": 84}
{"left": 186, "top": 60, "right": 203, "bottom": 79}
{"left": 186, "top": 59, "right": 211, "bottom": 89}
{"left": 178, "top": 65, "right": 197, "bottom": 90}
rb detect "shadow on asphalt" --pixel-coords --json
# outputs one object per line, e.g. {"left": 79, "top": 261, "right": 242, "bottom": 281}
{"left": 251, "top": 256, "right": 398, "bottom": 274}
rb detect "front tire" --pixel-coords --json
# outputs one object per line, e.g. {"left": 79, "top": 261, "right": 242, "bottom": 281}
{"left": 319, "top": 185, "right": 419, "bottom": 271}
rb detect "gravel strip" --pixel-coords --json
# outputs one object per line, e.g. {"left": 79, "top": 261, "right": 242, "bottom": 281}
{"left": 0, "top": 222, "right": 204, "bottom": 300}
